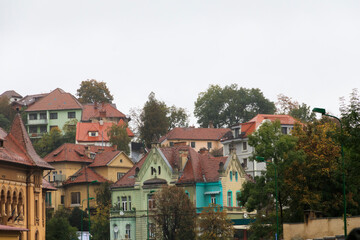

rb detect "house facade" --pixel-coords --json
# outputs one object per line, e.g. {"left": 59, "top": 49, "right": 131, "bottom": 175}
{"left": 110, "top": 146, "right": 250, "bottom": 240}
{"left": 25, "top": 88, "right": 83, "bottom": 139}
{"left": 159, "top": 127, "right": 231, "bottom": 153}
{"left": 0, "top": 114, "right": 54, "bottom": 240}
{"left": 222, "top": 114, "right": 298, "bottom": 177}
{"left": 0, "top": 90, "right": 22, "bottom": 103}
{"left": 43, "top": 143, "right": 134, "bottom": 211}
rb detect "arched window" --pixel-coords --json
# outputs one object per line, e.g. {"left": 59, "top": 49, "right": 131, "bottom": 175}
{"left": 229, "top": 171, "right": 233, "bottom": 181}
{"left": 113, "top": 224, "right": 119, "bottom": 240}
{"left": 236, "top": 191, "right": 241, "bottom": 207}
{"left": 227, "top": 191, "right": 232, "bottom": 207}
{"left": 126, "top": 224, "right": 131, "bottom": 238}
{"left": 158, "top": 166, "right": 161, "bottom": 175}
{"left": 235, "top": 172, "right": 238, "bottom": 182}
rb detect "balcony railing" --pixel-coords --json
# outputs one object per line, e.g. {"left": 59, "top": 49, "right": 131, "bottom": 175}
{"left": 27, "top": 119, "right": 48, "bottom": 125}
{"left": 29, "top": 132, "right": 46, "bottom": 138}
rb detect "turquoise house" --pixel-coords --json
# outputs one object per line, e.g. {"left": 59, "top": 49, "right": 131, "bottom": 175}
{"left": 110, "top": 146, "right": 251, "bottom": 240}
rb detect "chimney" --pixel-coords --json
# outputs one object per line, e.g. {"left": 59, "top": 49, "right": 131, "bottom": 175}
{"left": 84, "top": 146, "right": 91, "bottom": 158}
{"left": 218, "top": 162, "right": 225, "bottom": 174}
{"left": 208, "top": 121, "right": 214, "bottom": 128}
{"left": 179, "top": 150, "right": 189, "bottom": 170}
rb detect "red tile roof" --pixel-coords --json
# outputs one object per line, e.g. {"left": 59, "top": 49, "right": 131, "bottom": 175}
{"left": 82, "top": 103, "right": 126, "bottom": 121}
{"left": 16, "top": 93, "right": 48, "bottom": 107}
{"left": 0, "top": 224, "right": 28, "bottom": 231}
{"left": 76, "top": 121, "right": 134, "bottom": 144}
{"left": 44, "top": 143, "right": 115, "bottom": 164}
{"left": 159, "top": 127, "right": 231, "bottom": 143}
{"left": 42, "top": 179, "right": 57, "bottom": 191}
{"left": 0, "top": 127, "right": 7, "bottom": 140}
{"left": 88, "top": 151, "right": 121, "bottom": 167}
{"left": 63, "top": 166, "right": 107, "bottom": 185}
{"left": 0, "top": 114, "right": 54, "bottom": 169}
{"left": 249, "top": 114, "right": 297, "bottom": 129}
{"left": 111, "top": 146, "right": 228, "bottom": 188}
{"left": 25, "top": 88, "right": 82, "bottom": 111}
{"left": 0, "top": 90, "right": 22, "bottom": 99}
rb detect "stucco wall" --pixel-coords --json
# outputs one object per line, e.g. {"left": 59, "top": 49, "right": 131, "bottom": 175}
{"left": 284, "top": 216, "right": 360, "bottom": 240}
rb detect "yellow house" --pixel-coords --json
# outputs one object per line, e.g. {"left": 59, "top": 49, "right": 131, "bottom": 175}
{"left": 43, "top": 144, "right": 134, "bottom": 211}
{"left": 0, "top": 114, "right": 54, "bottom": 240}
{"left": 159, "top": 127, "right": 231, "bottom": 153}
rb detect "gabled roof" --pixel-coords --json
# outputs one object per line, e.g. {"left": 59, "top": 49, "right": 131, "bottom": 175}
{"left": 15, "top": 93, "right": 48, "bottom": 107}
{"left": 88, "top": 151, "right": 121, "bottom": 167}
{"left": 44, "top": 143, "right": 115, "bottom": 163}
{"left": 76, "top": 121, "right": 134, "bottom": 143}
{"left": 111, "top": 146, "right": 228, "bottom": 189}
{"left": 0, "top": 114, "right": 54, "bottom": 169}
{"left": 249, "top": 114, "right": 297, "bottom": 128}
{"left": 42, "top": 179, "right": 57, "bottom": 191}
{"left": 0, "top": 90, "right": 22, "bottom": 99}
{"left": 25, "top": 88, "right": 82, "bottom": 111}
{"left": 81, "top": 103, "right": 126, "bottom": 121}
{"left": 159, "top": 127, "right": 231, "bottom": 143}
{"left": 63, "top": 166, "right": 107, "bottom": 185}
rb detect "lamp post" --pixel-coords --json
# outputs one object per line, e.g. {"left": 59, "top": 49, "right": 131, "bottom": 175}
{"left": 313, "top": 107, "right": 347, "bottom": 237}
{"left": 81, "top": 197, "right": 95, "bottom": 240}
{"left": 256, "top": 156, "right": 279, "bottom": 240}
{"left": 87, "top": 180, "right": 98, "bottom": 240}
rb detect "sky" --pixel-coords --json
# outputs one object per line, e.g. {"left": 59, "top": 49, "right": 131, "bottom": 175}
{"left": 1, "top": 0, "right": 359, "bottom": 126}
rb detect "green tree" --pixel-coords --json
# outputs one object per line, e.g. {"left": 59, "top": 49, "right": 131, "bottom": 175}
{"left": 0, "top": 114, "right": 10, "bottom": 130}
{"left": 168, "top": 105, "right": 189, "bottom": 130}
{"left": 198, "top": 204, "right": 234, "bottom": 240}
{"left": 34, "top": 127, "right": 64, "bottom": 157}
{"left": 0, "top": 96, "right": 16, "bottom": 131}
{"left": 46, "top": 209, "right": 78, "bottom": 240}
{"left": 62, "top": 119, "right": 78, "bottom": 143}
{"left": 275, "top": 94, "right": 315, "bottom": 123}
{"left": 194, "top": 84, "right": 275, "bottom": 128}
{"left": 76, "top": 79, "right": 114, "bottom": 104}
{"left": 107, "top": 122, "right": 131, "bottom": 155}
{"left": 140, "top": 92, "right": 169, "bottom": 148}
{"left": 152, "top": 186, "right": 197, "bottom": 240}
{"left": 95, "top": 182, "right": 112, "bottom": 207}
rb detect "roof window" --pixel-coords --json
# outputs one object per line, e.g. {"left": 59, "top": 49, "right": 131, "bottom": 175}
{"left": 89, "top": 131, "right": 98, "bottom": 137}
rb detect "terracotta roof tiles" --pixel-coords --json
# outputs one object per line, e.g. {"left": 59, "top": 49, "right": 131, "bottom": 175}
{"left": 0, "top": 90, "right": 22, "bottom": 99}
{"left": 82, "top": 103, "right": 126, "bottom": 121}
{"left": 159, "top": 127, "right": 231, "bottom": 143}
{"left": 63, "top": 166, "right": 108, "bottom": 185}
{"left": 88, "top": 151, "right": 121, "bottom": 167}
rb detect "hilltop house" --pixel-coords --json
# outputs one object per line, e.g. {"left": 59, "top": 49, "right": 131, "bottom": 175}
{"left": 0, "top": 90, "right": 22, "bottom": 103}
{"left": 110, "top": 145, "right": 251, "bottom": 240}
{"left": 221, "top": 114, "right": 298, "bottom": 177}
{"left": 159, "top": 127, "right": 231, "bottom": 153}
{"left": 25, "top": 88, "right": 83, "bottom": 139}
{"left": 0, "top": 114, "right": 54, "bottom": 240}
{"left": 43, "top": 144, "right": 134, "bottom": 211}
{"left": 81, "top": 103, "right": 128, "bottom": 123}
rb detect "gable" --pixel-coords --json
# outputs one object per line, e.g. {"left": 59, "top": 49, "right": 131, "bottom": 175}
{"left": 224, "top": 154, "right": 246, "bottom": 179}
{"left": 107, "top": 152, "right": 134, "bottom": 168}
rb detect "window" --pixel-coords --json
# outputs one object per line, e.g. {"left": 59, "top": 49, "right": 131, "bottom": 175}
{"left": 68, "top": 112, "right": 76, "bottom": 119}
{"left": 230, "top": 171, "right": 233, "bottom": 181}
{"left": 191, "top": 142, "right": 195, "bottom": 148}
{"left": 35, "top": 199, "right": 39, "bottom": 219}
{"left": 125, "top": 224, "right": 131, "bottom": 238}
{"left": 117, "top": 172, "right": 124, "bottom": 180}
{"left": 71, "top": 192, "right": 80, "bottom": 205}
{"left": 128, "top": 196, "right": 132, "bottom": 210}
{"left": 211, "top": 194, "right": 216, "bottom": 204}
{"left": 149, "top": 223, "right": 156, "bottom": 239}
{"left": 242, "top": 158, "right": 248, "bottom": 169}
{"left": 185, "top": 191, "right": 190, "bottom": 198}
{"left": 121, "top": 196, "right": 127, "bottom": 211}
{"left": 207, "top": 142, "right": 212, "bottom": 149}
{"left": 45, "top": 192, "right": 52, "bottom": 206}
{"left": 227, "top": 191, "right": 232, "bottom": 207}
{"left": 61, "top": 195, "right": 65, "bottom": 205}
{"left": 52, "top": 171, "right": 57, "bottom": 182}
{"left": 29, "top": 126, "right": 37, "bottom": 134}
{"left": 281, "top": 127, "right": 288, "bottom": 135}
{"left": 40, "top": 126, "right": 47, "bottom": 133}
{"left": 169, "top": 142, "right": 174, "bottom": 147}
{"left": 50, "top": 112, "right": 58, "bottom": 119}
{"left": 148, "top": 194, "right": 156, "bottom": 210}
{"left": 242, "top": 142, "right": 247, "bottom": 151}
{"left": 50, "top": 125, "right": 58, "bottom": 131}
{"left": 29, "top": 113, "right": 37, "bottom": 120}
{"left": 235, "top": 171, "right": 238, "bottom": 182}
{"left": 236, "top": 191, "right": 241, "bottom": 207}
{"left": 89, "top": 131, "right": 98, "bottom": 137}
{"left": 234, "top": 128, "right": 239, "bottom": 138}
{"left": 39, "top": 112, "right": 46, "bottom": 119}
{"left": 158, "top": 166, "right": 161, "bottom": 175}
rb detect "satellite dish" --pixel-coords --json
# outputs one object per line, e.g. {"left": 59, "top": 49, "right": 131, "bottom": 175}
{"left": 120, "top": 210, "right": 124, "bottom": 216}
{"left": 114, "top": 226, "right": 119, "bottom": 233}
{"left": 244, "top": 213, "right": 248, "bottom": 218}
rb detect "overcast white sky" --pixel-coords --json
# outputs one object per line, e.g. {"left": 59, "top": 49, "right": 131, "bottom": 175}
{"left": 1, "top": 0, "right": 359, "bottom": 125}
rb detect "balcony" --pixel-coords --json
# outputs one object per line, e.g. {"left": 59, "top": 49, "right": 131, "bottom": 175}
{"left": 29, "top": 132, "right": 45, "bottom": 138}
{"left": 27, "top": 119, "right": 48, "bottom": 125}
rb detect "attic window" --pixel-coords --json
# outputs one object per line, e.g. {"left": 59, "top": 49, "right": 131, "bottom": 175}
{"left": 0, "top": 140, "right": 3, "bottom": 147}
{"left": 89, "top": 131, "right": 98, "bottom": 137}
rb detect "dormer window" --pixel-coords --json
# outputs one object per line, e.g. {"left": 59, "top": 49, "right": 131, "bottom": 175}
{"left": 89, "top": 131, "right": 98, "bottom": 137}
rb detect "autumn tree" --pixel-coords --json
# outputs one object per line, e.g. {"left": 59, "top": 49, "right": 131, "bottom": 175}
{"left": 168, "top": 105, "right": 189, "bottom": 130}
{"left": 107, "top": 122, "right": 131, "bottom": 155}
{"left": 275, "top": 94, "right": 315, "bottom": 123}
{"left": 194, "top": 84, "right": 275, "bottom": 128}
{"left": 139, "top": 92, "right": 169, "bottom": 148}
{"left": 76, "top": 79, "right": 114, "bottom": 104}
{"left": 198, "top": 204, "right": 234, "bottom": 240}
{"left": 151, "top": 186, "right": 197, "bottom": 240}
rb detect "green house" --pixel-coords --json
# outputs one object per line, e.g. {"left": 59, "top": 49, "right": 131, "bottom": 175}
{"left": 25, "top": 88, "right": 82, "bottom": 138}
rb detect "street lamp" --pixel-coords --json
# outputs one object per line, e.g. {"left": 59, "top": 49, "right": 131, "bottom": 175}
{"left": 313, "top": 107, "right": 347, "bottom": 237}
{"left": 81, "top": 197, "right": 95, "bottom": 240}
{"left": 87, "top": 180, "right": 98, "bottom": 240}
{"left": 256, "top": 156, "right": 279, "bottom": 240}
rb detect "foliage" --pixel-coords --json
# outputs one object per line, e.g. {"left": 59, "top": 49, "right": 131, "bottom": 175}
{"left": 168, "top": 105, "right": 189, "bottom": 129}
{"left": 91, "top": 204, "right": 110, "bottom": 240}
{"left": 107, "top": 122, "right": 131, "bottom": 155}
{"left": 69, "top": 207, "right": 89, "bottom": 231}
{"left": 275, "top": 94, "right": 315, "bottom": 123}
{"left": 0, "top": 96, "right": 16, "bottom": 131}
{"left": 62, "top": 119, "right": 78, "bottom": 143}
{"left": 198, "top": 204, "right": 234, "bottom": 240}
{"left": 152, "top": 185, "right": 197, "bottom": 240}
{"left": 0, "top": 114, "right": 10, "bottom": 131}
{"left": 46, "top": 210, "right": 78, "bottom": 240}
{"left": 194, "top": 84, "right": 275, "bottom": 128}
{"left": 95, "top": 182, "right": 112, "bottom": 207}
{"left": 33, "top": 127, "right": 64, "bottom": 157}
{"left": 76, "top": 79, "right": 114, "bottom": 104}
{"left": 210, "top": 147, "right": 223, "bottom": 157}
{"left": 139, "top": 92, "right": 169, "bottom": 148}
